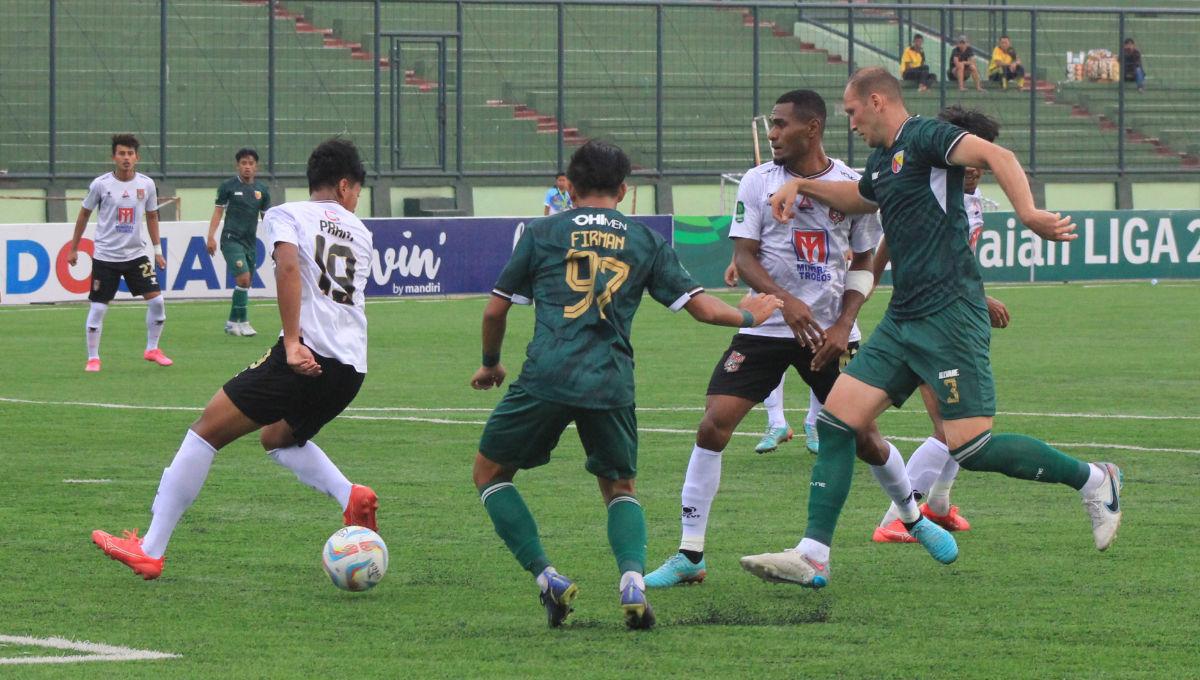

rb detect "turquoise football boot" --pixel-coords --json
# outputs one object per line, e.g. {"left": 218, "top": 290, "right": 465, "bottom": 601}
{"left": 644, "top": 552, "right": 707, "bottom": 588}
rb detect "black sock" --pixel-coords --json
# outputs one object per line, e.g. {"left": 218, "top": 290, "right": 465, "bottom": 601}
{"left": 901, "top": 517, "right": 923, "bottom": 532}
{"left": 680, "top": 549, "right": 703, "bottom": 564}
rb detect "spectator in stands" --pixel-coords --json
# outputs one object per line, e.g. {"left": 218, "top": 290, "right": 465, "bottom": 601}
{"left": 900, "top": 34, "right": 936, "bottom": 92}
{"left": 544, "top": 172, "right": 574, "bottom": 215}
{"left": 987, "top": 35, "right": 1026, "bottom": 90}
{"left": 1122, "top": 38, "right": 1145, "bottom": 93}
{"left": 948, "top": 35, "right": 983, "bottom": 91}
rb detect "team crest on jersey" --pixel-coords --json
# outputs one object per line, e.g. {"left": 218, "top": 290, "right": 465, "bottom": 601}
{"left": 792, "top": 229, "right": 828, "bottom": 263}
{"left": 137, "top": 188, "right": 145, "bottom": 200}
{"left": 891, "top": 150, "right": 905, "bottom": 174}
{"left": 324, "top": 209, "right": 340, "bottom": 222}
{"left": 723, "top": 351, "right": 745, "bottom": 373}
{"left": 797, "top": 195, "right": 814, "bottom": 210}
{"left": 254, "top": 190, "right": 263, "bottom": 200}
{"left": 828, "top": 208, "right": 845, "bottom": 224}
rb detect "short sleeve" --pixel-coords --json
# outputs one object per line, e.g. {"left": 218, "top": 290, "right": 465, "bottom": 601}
{"left": 260, "top": 185, "right": 271, "bottom": 212}
{"left": 728, "top": 172, "right": 765, "bottom": 241}
{"left": 544, "top": 188, "right": 556, "bottom": 208}
{"left": 647, "top": 241, "right": 704, "bottom": 312}
{"left": 917, "top": 118, "right": 969, "bottom": 169}
{"left": 849, "top": 210, "right": 883, "bottom": 253}
{"left": 216, "top": 181, "right": 231, "bottom": 207}
{"left": 265, "top": 207, "right": 300, "bottom": 251}
{"left": 82, "top": 178, "right": 102, "bottom": 210}
{"left": 858, "top": 171, "right": 878, "bottom": 205}
{"left": 144, "top": 180, "right": 158, "bottom": 214}
{"left": 493, "top": 228, "right": 535, "bottom": 304}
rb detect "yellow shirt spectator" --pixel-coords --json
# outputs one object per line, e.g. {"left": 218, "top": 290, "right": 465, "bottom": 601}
{"left": 901, "top": 46, "right": 925, "bottom": 75}
{"left": 988, "top": 46, "right": 1014, "bottom": 77}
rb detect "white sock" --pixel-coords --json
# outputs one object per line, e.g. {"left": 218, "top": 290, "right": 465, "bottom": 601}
{"left": 269, "top": 440, "right": 353, "bottom": 509}
{"left": 1080, "top": 463, "right": 1106, "bottom": 494}
{"left": 679, "top": 445, "right": 722, "bottom": 552}
{"left": 927, "top": 457, "right": 961, "bottom": 516}
{"left": 871, "top": 441, "right": 920, "bottom": 523}
{"left": 796, "top": 537, "right": 830, "bottom": 564}
{"left": 763, "top": 377, "right": 787, "bottom": 429}
{"left": 805, "top": 389, "right": 822, "bottom": 428}
{"left": 145, "top": 296, "right": 166, "bottom": 351}
{"left": 142, "top": 429, "right": 217, "bottom": 558}
{"left": 879, "top": 503, "right": 901, "bottom": 528}
{"left": 620, "top": 570, "right": 646, "bottom": 592}
{"left": 85, "top": 302, "right": 108, "bottom": 360}
{"left": 906, "top": 436, "right": 952, "bottom": 499}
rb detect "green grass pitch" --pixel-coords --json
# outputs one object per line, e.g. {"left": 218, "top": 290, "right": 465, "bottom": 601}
{"left": 1, "top": 282, "right": 1197, "bottom": 677}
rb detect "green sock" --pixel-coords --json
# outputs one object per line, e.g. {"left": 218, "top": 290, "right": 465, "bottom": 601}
{"left": 481, "top": 482, "right": 551, "bottom": 574}
{"left": 606, "top": 495, "right": 647, "bottom": 574}
{"left": 804, "top": 410, "right": 858, "bottom": 546}
{"left": 231, "top": 287, "right": 249, "bottom": 323}
{"left": 952, "top": 431, "right": 1091, "bottom": 490}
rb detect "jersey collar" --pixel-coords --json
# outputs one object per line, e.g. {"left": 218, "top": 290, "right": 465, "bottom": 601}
{"left": 888, "top": 115, "right": 919, "bottom": 149}
{"left": 785, "top": 157, "right": 834, "bottom": 180}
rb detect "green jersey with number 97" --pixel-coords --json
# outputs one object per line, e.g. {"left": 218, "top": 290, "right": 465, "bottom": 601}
{"left": 492, "top": 208, "right": 703, "bottom": 409}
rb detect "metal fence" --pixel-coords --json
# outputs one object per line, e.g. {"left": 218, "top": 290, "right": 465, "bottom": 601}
{"left": 1, "top": 0, "right": 1197, "bottom": 181}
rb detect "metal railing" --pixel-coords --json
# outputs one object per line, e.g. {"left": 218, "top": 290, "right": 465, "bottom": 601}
{"left": 1, "top": 1, "right": 1197, "bottom": 181}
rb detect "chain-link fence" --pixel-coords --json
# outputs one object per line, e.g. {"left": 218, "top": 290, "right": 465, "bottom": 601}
{"left": 1, "top": 0, "right": 1197, "bottom": 179}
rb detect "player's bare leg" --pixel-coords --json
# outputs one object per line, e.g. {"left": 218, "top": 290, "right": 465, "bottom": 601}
{"left": 598, "top": 477, "right": 654, "bottom": 630}
{"left": 647, "top": 394, "right": 757, "bottom": 587}
{"left": 941, "top": 416, "right": 1122, "bottom": 550}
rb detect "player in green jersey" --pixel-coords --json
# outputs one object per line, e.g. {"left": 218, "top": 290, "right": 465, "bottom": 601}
{"left": 470, "top": 141, "right": 782, "bottom": 629}
{"left": 740, "top": 67, "right": 1123, "bottom": 588}
{"left": 207, "top": 148, "right": 271, "bottom": 337}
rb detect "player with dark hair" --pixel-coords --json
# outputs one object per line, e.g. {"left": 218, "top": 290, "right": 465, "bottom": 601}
{"left": 740, "top": 68, "right": 1122, "bottom": 588}
{"left": 544, "top": 172, "right": 573, "bottom": 215}
{"left": 207, "top": 147, "right": 271, "bottom": 336}
{"left": 646, "top": 89, "right": 957, "bottom": 590}
{"left": 92, "top": 138, "right": 378, "bottom": 580}
{"left": 471, "top": 139, "right": 782, "bottom": 629}
{"left": 872, "top": 105, "right": 1011, "bottom": 542}
{"left": 68, "top": 134, "right": 171, "bottom": 371}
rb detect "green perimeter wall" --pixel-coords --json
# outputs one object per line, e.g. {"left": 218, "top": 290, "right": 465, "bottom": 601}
{"left": 1, "top": 181, "right": 1197, "bottom": 223}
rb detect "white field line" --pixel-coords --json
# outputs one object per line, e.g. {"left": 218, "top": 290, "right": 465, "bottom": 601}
{"left": 62, "top": 479, "right": 112, "bottom": 484}
{"left": 1, "top": 396, "right": 1195, "bottom": 455}
{"left": 0, "top": 635, "right": 178, "bottom": 665}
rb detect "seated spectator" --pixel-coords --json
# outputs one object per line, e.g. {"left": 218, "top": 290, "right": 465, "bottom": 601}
{"left": 1122, "top": 38, "right": 1146, "bottom": 92}
{"left": 900, "top": 34, "right": 937, "bottom": 92}
{"left": 948, "top": 35, "right": 983, "bottom": 91}
{"left": 987, "top": 35, "right": 1026, "bottom": 89}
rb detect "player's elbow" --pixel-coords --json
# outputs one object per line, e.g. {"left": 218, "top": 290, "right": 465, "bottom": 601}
{"left": 684, "top": 295, "right": 720, "bottom": 324}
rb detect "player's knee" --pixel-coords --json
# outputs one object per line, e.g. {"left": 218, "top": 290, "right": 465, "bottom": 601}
{"left": 235, "top": 274, "right": 251, "bottom": 288}
{"left": 854, "top": 427, "right": 889, "bottom": 465}
{"left": 696, "top": 413, "right": 734, "bottom": 451}
{"left": 604, "top": 477, "right": 636, "bottom": 501}
{"left": 473, "top": 452, "right": 512, "bottom": 491}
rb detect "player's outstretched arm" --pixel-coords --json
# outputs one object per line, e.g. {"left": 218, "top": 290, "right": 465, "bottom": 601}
{"left": 471, "top": 295, "right": 511, "bottom": 390}
{"left": 67, "top": 208, "right": 92, "bottom": 266}
{"left": 770, "top": 179, "right": 877, "bottom": 222}
{"left": 206, "top": 206, "right": 224, "bottom": 255}
{"left": 274, "top": 242, "right": 321, "bottom": 377}
{"left": 683, "top": 292, "right": 782, "bottom": 328}
{"left": 949, "top": 135, "right": 1076, "bottom": 242}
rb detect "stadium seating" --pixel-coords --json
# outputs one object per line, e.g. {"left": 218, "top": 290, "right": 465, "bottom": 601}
{"left": 0, "top": 0, "right": 1196, "bottom": 177}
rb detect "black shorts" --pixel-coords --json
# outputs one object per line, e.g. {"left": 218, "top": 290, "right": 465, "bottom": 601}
{"left": 706, "top": 333, "right": 859, "bottom": 405}
{"left": 222, "top": 338, "right": 365, "bottom": 443}
{"left": 89, "top": 256, "right": 160, "bottom": 303}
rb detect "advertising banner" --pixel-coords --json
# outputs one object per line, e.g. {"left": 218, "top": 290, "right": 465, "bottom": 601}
{"left": 361, "top": 215, "right": 673, "bottom": 298}
{"left": 1, "top": 221, "right": 273, "bottom": 305}
{"left": 2, "top": 215, "right": 675, "bottom": 304}
{"left": 671, "top": 212, "right": 1200, "bottom": 288}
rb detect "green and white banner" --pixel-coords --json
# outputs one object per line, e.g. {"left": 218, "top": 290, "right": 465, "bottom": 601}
{"left": 673, "top": 211, "right": 1200, "bottom": 287}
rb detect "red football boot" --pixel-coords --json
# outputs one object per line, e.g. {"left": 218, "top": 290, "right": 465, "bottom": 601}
{"left": 343, "top": 484, "right": 379, "bottom": 532}
{"left": 871, "top": 518, "right": 917, "bottom": 543}
{"left": 920, "top": 503, "right": 972, "bottom": 531}
{"left": 91, "top": 529, "right": 164, "bottom": 580}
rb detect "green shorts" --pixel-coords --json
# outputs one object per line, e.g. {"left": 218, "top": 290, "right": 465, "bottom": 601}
{"left": 479, "top": 383, "right": 639, "bottom": 480}
{"left": 843, "top": 296, "right": 996, "bottom": 420}
{"left": 221, "top": 240, "right": 256, "bottom": 277}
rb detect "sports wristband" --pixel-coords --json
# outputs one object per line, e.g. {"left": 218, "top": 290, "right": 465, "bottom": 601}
{"left": 739, "top": 309, "right": 755, "bottom": 327}
{"left": 845, "top": 269, "right": 874, "bottom": 298}
{"left": 482, "top": 352, "right": 500, "bottom": 367}
{"left": 155, "top": 242, "right": 165, "bottom": 258}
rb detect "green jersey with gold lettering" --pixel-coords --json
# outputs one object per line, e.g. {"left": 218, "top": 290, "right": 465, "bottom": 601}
{"left": 492, "top": 208, "right": 703, "bottom": 409}
{"left": 216, "top": 177, "right": 271, "bottom": 248}
{"left": 858, "top": 116, "right": 984, "bottom": 319}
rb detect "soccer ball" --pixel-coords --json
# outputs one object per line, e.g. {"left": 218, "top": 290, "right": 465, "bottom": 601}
{"left": 322, "top": 526, "right": 388, "bottom": 592}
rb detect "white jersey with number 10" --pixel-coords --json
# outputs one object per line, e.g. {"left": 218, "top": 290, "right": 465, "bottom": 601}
{"left": 265, "top": 200, "right": 371, "bottom": 373}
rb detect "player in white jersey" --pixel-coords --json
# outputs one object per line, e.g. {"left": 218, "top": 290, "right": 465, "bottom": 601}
{"left": 869, "top": 106, "right": 1013, "bottom": 543}
{"left": 648, "top": 90, "right": 944, "bottom": 587}
{"left": 67, "top": 134, "right": 171, "bottom": 372}
{"left": 91, "top": 139, "right": 379, "bottom": 580}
